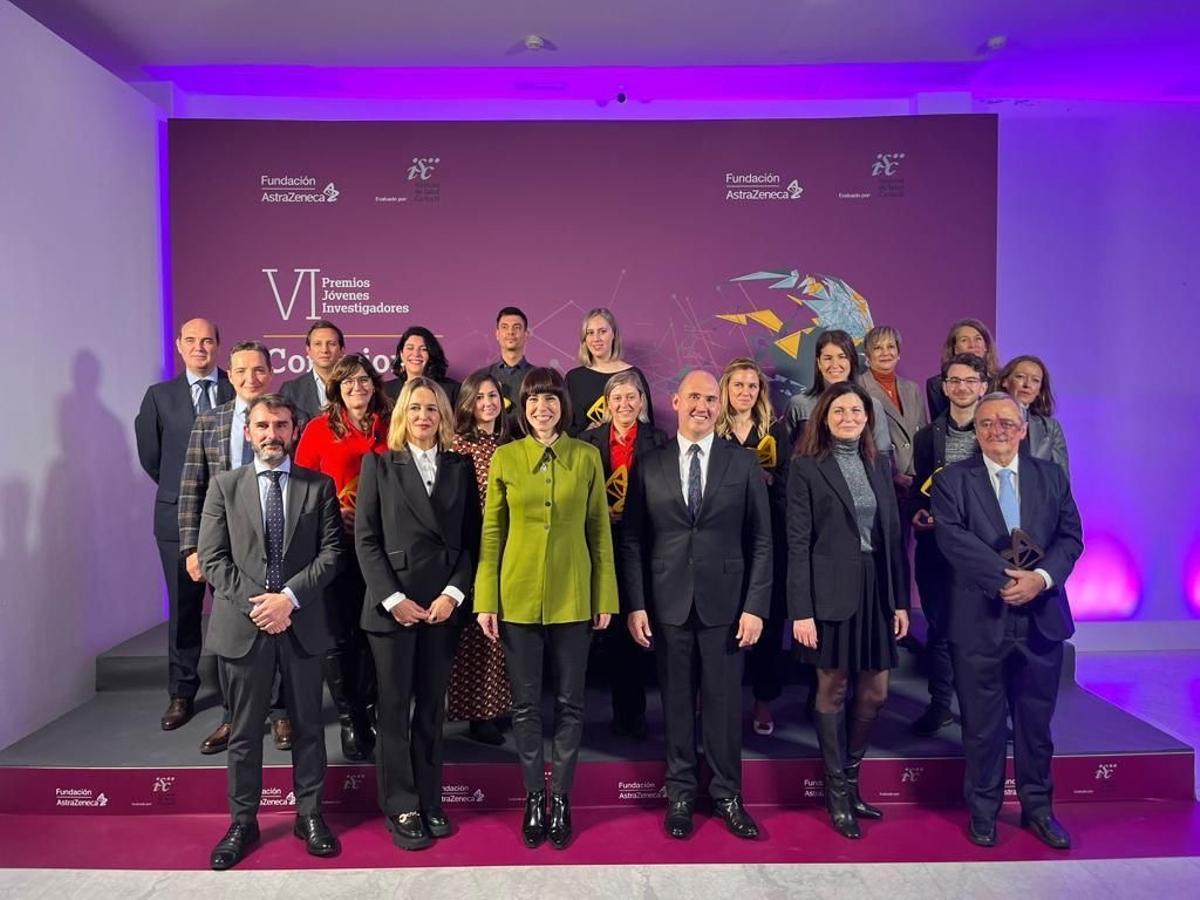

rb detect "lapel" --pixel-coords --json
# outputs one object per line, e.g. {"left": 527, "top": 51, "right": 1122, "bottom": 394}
{"left": 816, "top": 454, "right": 857, "bottom": 523}
{"left": 1017, "top": 455, "right": 1039, "bottom": 535}
{"left": 282, "top": 466, "right": 307, "bottom": 554}
{"left": 171, "top": 373, "right": 197, "bottom": 424}
{"left": 238, "top": 465, "right": 266, "bottom": 555}
{"left": 393, "top": 450, "right": 442, "bottom": 537}
{"left": 215, "top": 369, "right": 235, "bottom": 406}
{"left": 597, "top": 425, "right": 614, "bottom": 472}
{"left": 698, "top": 437, "right": 734, "bottom": 521}
{"left": 658, "top": 441, "right": 689, "bottom": 523}
{"left": 429, "top": 453, "right": 462, "bottom": 541}
{"left": 215, "top": 403, "right": 236, "bottom": 471}
{"left": 308, "top": 376, "right": 325, "bottom": 414}
{"left": 967, "top": 458, "right": 1010, "bottom": 539}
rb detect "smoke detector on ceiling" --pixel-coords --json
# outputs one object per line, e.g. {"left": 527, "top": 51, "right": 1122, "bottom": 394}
{"left": 506, "top": 34, "right": 559, "bottom": 56}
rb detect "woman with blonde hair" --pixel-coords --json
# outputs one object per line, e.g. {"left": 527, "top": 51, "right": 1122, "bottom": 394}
{"left": 564, "top": 307, "right": 654, "bottom": 434}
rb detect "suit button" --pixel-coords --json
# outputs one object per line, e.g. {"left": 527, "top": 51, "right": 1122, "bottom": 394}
{"left": 544, "top": 524, "right": 551, "bottom": 531}
{"left": 545, "top": 500, "right": 551, "bottom": 507}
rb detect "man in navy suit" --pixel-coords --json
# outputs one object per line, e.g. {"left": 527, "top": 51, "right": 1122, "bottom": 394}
{"left": 932, "top": 392, "right": 1083, "bottom": 850}
{"left": 136, "top": 318, "right": 234, "bottom": 731}
{"left": 279, "top": 319, "right": 345, "bottom": 419}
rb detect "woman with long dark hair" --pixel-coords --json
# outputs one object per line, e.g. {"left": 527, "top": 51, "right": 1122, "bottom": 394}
{"left": 382, "top": 325, "right": 460, "bottom": 407}
{"left": 998, "top": 354, "right": 1069, "bottom": 474}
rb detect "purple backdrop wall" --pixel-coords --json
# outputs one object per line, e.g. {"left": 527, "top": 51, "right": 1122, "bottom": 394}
{"left": 169, "top": 115, "right": 996, "bottom": 423}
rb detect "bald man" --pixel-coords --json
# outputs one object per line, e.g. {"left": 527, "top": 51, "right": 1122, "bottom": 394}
{"left": 619, "top": 370, "right": 772, "bottom": 841}
{"left": 136, "top": 318, "right": 234, "bottom": 730}
{"left": 932, "top": 392, "right": 1082, "bottom": 850}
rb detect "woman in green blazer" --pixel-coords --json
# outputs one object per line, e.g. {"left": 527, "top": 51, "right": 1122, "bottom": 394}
{"left": 475, "top": 366, "right": 618, "bottom": 851}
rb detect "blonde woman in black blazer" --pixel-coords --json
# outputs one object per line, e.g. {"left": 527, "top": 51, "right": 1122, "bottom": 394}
{"left": 355, "top": 377, "right": 480, "bottom": 852}
{"left": 788, "top": 382, "right": 909, "bottom": 841}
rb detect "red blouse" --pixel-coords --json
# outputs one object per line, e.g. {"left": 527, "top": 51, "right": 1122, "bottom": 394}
{"left": 294, "top": 410, "right": 388, "bottom": 508}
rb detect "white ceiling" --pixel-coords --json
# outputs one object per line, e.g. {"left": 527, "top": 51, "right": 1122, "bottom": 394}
{"left": 8, "top": 0, "right": 1198, "bottom": 76}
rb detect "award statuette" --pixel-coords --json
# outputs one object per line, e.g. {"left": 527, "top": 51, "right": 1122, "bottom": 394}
{"left": 1001, "top": 528, "right": 1044, "bottom": 570}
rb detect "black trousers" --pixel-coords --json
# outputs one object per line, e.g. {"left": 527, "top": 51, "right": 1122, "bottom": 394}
{"left": 220, "top": 631, "right": 326, "bottom": 825}
{"left": 915, "top": 541, "right": 956, "bottom": 711}
{"left": 156, "top": 539, "right": 207, "bottom": 699}
{"left": 501, "top": 621, "right": 592, "bottom": 794}
{"left": 597, "top": 617, "right": 651, "bottom": 724}
{"left": 657, "top": 613, "right": 744, "bottom": 803}
{"left": 952, "top": 611, "right": 1063, "bottom": 823}
{"left": 746, "top": 578, "right": 787, "bottom": 704}
{"left": 367, "top": 622, "right": 459, "bottom": 815}
{"left": 325, "top": 559, "right": 377, "bottom": 716}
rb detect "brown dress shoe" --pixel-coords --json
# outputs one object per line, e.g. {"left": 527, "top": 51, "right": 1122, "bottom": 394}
{"left": 272, "top": 718, "right": 293, "bottom": 751}
{"left": 200, "top": 722, "right": 232, "bottom": 755}
{"left": 161, "top": 697, "right": 194, "bottom": 731}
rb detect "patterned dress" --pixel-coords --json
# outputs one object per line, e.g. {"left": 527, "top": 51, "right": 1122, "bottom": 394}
{"left": 447, "top": 429, "right": 513, "bottom": 720}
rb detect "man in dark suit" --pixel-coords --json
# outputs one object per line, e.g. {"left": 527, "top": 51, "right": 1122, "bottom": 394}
{"left": 135, "top": 318, "right": 234, "bottom": 731}
{"left": 180, "top": 340, "right": 303, "bottom": 754}
{"left": 198, "top": 393, "right": 343, "bottom": 869}
{"left": 932, "top": 392, "right": 1083, "bottom": 850}
{"left": 620, "top": 369, "right": 772, "bottom": 840}
{"left": 279, "top": 319, "right": 344, "bottom": 419}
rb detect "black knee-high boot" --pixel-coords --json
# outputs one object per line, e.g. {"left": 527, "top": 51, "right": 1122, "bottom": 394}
{"left": 814, "top": 710, "right": 861, "bottom": 839}
{"left": 845, "top": 715, "right": 883, "bottom": 820}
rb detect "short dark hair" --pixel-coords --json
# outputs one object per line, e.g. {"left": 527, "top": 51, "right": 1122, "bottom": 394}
{"left": 518, "top": 366, "right": 571, "bottom": 437}
{"left": 305, "top": 319, "right": 345, "bottom": 348}
{"left": 229, "top": 340, "right": 270, "bottom": 368}
{"left": 244, "top": 393, "right": 297, "bottom": 426}
{"left": 997, "top": 354, "right": 1056, "bottom": 417}
{"left": 454, "top": 368, "right": 512, "bottom": 440}
{"left": 496, "top": 306, "right": 528, "bottom": 328}
{"left": 391, "top": 325, "right": 449, "bottom": 381}
{"left": 805, "top": 329, "right": 861, "bottom": 397}
{"left": 940, "top": 352, "right": 990, "bottom": 381}
{"left": 797, "top": 381, "right": 878, "bottom": 464}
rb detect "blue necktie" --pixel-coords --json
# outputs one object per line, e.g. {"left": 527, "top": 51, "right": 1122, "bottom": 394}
{"left": 195, "top": 379, "right": 214, "bottom": 414}
{"left": 997, "top": 468, "right": 1020, "bottom": 534}
{"left": 686, "top": 444, "right": 702, "bottom": 522}
{"left": 262, "top": 470, "right": 285, "bottom": 591}
{"left": 240, "top": 432, "right": 253, "bottom": 467}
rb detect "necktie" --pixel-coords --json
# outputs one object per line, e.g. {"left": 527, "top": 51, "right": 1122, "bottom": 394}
{"left": 997, "top": 468, "right": 1020, "bottom": 534}
{"left": 686, "top": 444, "right": 702, "bottom": 522}
{"left": 240, "top": 432, "right": 253, "bottom": 467}
{"left": 262, "top": 470, "right": 285, "bottom": 592}
{"left": 539, "top": 445, "right": 556, "bottom": 472}
{"left": 196, "top": 379, "right": 214, "bottom": 414}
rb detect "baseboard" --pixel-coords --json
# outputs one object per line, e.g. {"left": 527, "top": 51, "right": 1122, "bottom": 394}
{"left": 1072, "top": 620, "right": 1200, "bottom": 652}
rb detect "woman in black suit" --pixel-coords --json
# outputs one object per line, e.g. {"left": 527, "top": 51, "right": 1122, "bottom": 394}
{"left": 382, "top": 326, "right": 461, "bottom": 408}
{"left": 577, "top": 369, "right": 668, "bottom": 739}
{"left": 787, "top": 382, "right": 910, "bottom": 840}
{"left": 355, "top": 376, "right": 480, "bottom": 852}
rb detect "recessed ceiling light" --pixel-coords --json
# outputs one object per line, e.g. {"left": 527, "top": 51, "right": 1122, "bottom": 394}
{"left": 986, "top": 34, "right": 1008, "bottom": 51}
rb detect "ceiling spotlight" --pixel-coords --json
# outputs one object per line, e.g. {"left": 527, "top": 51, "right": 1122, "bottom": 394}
{"left": 986, "top": 34, "right": 1007, "bottom": 51}
{"left": 505, "top": 34, "right": 559, "bottom": 56}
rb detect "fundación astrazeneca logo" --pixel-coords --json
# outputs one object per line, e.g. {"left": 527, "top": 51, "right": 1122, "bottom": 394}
{"left": 55, "top": 787, "right": 109, "bottom": 808}
{"left": 259, "top": 174, "right": 340, "bottom": 204}
{"left": 723, "top": 171, "right": 804, "bottom": 202}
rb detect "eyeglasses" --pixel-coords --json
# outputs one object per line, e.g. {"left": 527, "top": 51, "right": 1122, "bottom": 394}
{"left": 340, "top": 376, "right": 373, "bottom": 388}
{"left": 977, "top": 418, "right": 1022, "bottom": 434}
{"left": 944, "top": 377, "right": 984, "bottom": 387}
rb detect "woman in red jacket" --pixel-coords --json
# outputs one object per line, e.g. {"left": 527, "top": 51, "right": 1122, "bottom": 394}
{"left": 294, "top": 352, "right": 391, "bottom": 761}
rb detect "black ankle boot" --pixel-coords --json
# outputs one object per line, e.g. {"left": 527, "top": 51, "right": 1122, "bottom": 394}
{"left": 814, "top": 710, "right": 861, "bottom": 839}
{"left": 547, "top": 793, "right": 572, "bottom": 849}
{"left": 522, "top": 790, "right": 547, "bottom": 848}
{"left": 846, "top": 715, "right": 882, "bottom": 819}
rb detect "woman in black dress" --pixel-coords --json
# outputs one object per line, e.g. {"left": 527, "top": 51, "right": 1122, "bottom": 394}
{"left": 714, "top": 357, "right": 789, "bottom": 737}
{"left": 787, "top": 382, "right": 910, "bottom": 839}
{"left": 564, "top": 307, "right": 653, "bottom": 435}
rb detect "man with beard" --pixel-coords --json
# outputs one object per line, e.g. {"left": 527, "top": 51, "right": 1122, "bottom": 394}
{"left": 198, "top": 394, "right": 343, "bottom": 869}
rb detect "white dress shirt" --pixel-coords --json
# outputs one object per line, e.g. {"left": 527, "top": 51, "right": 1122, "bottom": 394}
{"left": 252, "top": 456, "right": 300, "bottom": 608}
{"left": 676, "top": 431, "right": 716, "bottom": 505}
{"left": 381, "top": 444, "right": 466, "bottom": 613}
{"left": 981, "top": 453, "right": 1054, "bottom": 590}
{"left": 229, "top": 397, "right": 249, "bottom": 468}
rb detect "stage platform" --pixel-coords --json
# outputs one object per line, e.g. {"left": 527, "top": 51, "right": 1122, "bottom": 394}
{"left": 0, "top": 619, "right": 1192, "bottom": 816}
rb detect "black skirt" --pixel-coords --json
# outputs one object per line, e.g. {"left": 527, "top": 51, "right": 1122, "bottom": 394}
{"left": 797, "top": 551, "right": 898, "bottom": 672}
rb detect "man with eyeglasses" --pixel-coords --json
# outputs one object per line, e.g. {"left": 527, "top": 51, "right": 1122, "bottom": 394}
{"left": 931, "top": 392, "right": 1083, "bottom": 851}
{"left": 908, "top": 353, "right": 989, "bottom": 737}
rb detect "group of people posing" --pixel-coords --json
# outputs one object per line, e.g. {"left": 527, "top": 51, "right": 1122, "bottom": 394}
{"left": 135, "top": 306, "right": 1082, "bottom": 869}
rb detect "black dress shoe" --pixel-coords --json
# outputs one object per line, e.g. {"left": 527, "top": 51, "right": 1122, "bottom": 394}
{"left": 547, "top": 793, "right": 572, "bottom": 849}
{"left": 424, "top": 808, "right": 452, "bottom": 838}
{"left": 713, "top": 795, "right": 760, "bottom": 840}
{"left": 664, "top": 800, "right": 694, "bottom": 839}
{"left": 161, "top": 697, "right": 194, "bottom": 731}
{"left": 293, "top": 813, "right": 340, "bottom": 857}
{"left": 522, "top": 790, "right": 547, "bottom": 848}
{"left": 210, "top": 821, "right": 259, "bottom": 870}
{"left": 1022, "top": 812, "right": 1071, "bottom": 849}
{"left": 386, "top": 811, "right": 432, "bottom": 850}
{"left": 199, "top": 722, "right": 231, "bottom": 755}
{"left": 468, "top": 719, "right": 505, "bottom": 746}
{"left": 911, "top": 704, "right": 954, "bottom": 737}
{"left": 968, "top": 817, "right": 997, "bottom": 847}
{"left": 338, "top": 714, "right": 370, "bottom": 761}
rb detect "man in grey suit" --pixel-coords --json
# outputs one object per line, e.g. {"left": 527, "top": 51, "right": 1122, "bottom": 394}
{"left": 199, "top": 393, "right": 343, "bottom": 869}
{"left": 279, "top": 319, "right": 345, "bottom": 419}
{"left": 135, "top": 317, "right": 233, "bottom": 731}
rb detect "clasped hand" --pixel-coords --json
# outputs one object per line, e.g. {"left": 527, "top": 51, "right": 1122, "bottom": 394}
{"left": 249, "top": 593, "right": 293, "bottom": 634}
{"left": 1000, "top": 568, "right": 1046, "bottom": 606}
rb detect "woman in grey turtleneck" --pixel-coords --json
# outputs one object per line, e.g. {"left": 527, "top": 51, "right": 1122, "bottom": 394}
{"left": 787, "top": 382, "right": 910, "bottom": 841}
